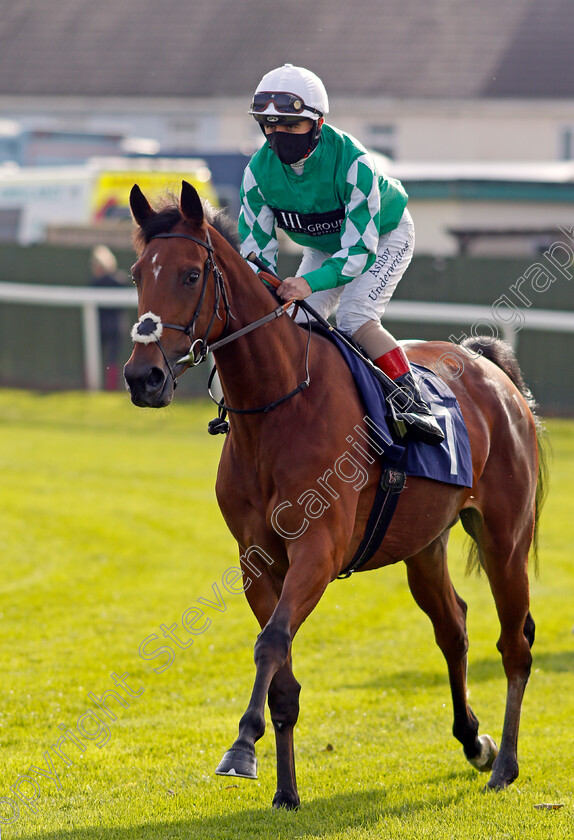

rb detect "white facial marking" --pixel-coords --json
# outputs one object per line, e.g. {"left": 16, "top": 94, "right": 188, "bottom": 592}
{"left": 151, "top": 253, "right": 162, "bottom": 282}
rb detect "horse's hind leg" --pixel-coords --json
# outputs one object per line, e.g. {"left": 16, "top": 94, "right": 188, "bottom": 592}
{"left": 482, "top": 553, "right": 533, "bottom": 790}
{"left": 405, "top": 533, "right": 498, "bottom": 772}
{"left": 461, "top": 506, "right": 535, "bottom": 790}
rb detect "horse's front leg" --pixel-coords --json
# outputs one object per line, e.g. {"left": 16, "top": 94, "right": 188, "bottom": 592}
{"left": 215, "top": 617, "right": 292, "bottom": 781}
{"left": 268, "top": 656, "right": 301, "bottom": 809}
{"left": 216, "top": 542, "right": 333, "bottom": 808}
{"left": 215, "top": 559, "right": 282, "bottom": 782}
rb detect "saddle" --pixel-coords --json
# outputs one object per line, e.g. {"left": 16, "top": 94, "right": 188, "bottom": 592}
{"left": 309, "top": 324, "right": 473, "bottom": 578}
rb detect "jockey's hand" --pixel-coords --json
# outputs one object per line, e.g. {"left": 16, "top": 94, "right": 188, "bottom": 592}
{"left": 277, "top": 276, "right": 312, "bottom": 301}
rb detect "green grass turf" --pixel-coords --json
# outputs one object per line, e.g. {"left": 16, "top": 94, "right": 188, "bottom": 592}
{"left": 0, "top": 390, "right": 572, "bottom": 839}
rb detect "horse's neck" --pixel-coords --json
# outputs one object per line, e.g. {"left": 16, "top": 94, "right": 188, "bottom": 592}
{"left": 213, "top": 242, "right": 307, "bottom": 415}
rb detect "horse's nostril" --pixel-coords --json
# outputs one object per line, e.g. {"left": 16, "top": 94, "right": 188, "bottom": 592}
{"left": 124, "top": 359, "right": 172, "bottom": 407}
{"left": 146, "top": 367, "right": 165, "bottom": 392}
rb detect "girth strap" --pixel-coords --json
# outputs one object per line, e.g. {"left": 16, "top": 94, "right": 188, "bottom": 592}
{"left": 337, "top": 461, "right": 406, "bottom": 579}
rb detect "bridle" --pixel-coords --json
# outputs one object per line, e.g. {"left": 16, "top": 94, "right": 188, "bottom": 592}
{"left": 130, "top": 228, "right": 311, "bottom": 414}
{"left": 130, "top": 230, "right": 233, "bottom": 386}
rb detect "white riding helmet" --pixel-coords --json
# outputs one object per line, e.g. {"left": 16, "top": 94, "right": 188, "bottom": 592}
{"left": 249, "top": 63, "right": 329, "bottom": 123}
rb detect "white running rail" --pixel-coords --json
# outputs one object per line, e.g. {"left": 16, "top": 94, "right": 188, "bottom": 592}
{"left": 1, "top": 281, "right": 573, "bottom": 390}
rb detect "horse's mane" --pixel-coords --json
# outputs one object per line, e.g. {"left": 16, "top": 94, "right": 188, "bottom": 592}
{"left": 133, "top": 195, "right": 241, "bottom": 254}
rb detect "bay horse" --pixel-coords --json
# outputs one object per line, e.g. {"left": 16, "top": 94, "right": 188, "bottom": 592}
{"left": 124, "top": 181, "right": 546, "bottom": 810}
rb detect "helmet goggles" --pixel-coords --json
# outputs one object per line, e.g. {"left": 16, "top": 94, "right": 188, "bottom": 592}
{"left": 251, "top": 113, "right": 307, "bottom": 127}
{"left": 250, "top": 91, "right": 323, "bottom": 119}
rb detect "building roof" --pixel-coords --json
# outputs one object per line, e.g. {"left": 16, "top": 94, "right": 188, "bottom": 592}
{"left": 0, "top": 0, "right": 573, "bottom": 100}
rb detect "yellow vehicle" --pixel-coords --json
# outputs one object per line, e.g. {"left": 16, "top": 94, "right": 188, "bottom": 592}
{"left": 91, "top": 159, "right": 217, "bottom": 221}
{"left": 0, "top": 157, "right": 217, "bottom": 243}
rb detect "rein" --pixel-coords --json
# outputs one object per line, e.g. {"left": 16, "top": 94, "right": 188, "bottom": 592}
{"left": 130, "top": 228, "right": 311, "bottom": 416}
{"left": 207, "top": 307, "right": 311, "bottom": 416}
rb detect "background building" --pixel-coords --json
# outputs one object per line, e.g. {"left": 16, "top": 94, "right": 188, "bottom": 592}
{"left": 0, "top": 0, "right": 572, "bottom": 408}
{"left": 1, "top": 0, "right": 574, "bottom": 252}
{"left": 1, "top": 0, "right": 573, "bottom": 159}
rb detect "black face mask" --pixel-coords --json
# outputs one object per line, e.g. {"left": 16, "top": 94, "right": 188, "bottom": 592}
{"left": 267, "top": 128, "right": 315, "bottom": 165}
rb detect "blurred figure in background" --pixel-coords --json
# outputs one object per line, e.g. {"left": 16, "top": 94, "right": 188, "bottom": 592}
{"left": 89, "top": 244, "right": 126, "bottom": 390}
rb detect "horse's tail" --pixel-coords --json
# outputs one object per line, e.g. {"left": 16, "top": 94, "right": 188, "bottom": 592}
{"left": 461, "top": 337, "right": 549, "bottom": 575}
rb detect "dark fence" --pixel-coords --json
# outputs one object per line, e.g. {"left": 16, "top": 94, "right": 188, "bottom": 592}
{"left": 0, "top": 244, "right": 572, "bottom": 413}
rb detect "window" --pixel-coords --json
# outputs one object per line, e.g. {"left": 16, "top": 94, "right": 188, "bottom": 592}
{"left": 0, "top": 208, "right": 21, "bottom": 242}
{"left": 365, "top": 124, "right": 396, "bottom": 159}
{"left": 560, "top": 126, "right": 573, "bottom": 161}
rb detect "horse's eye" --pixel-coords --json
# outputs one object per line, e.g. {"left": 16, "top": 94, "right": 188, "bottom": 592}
{"left": 130, "top": 264, "right": 140, "bottom": 286}
{"left": 184, "top": 270, "right": 200, "bottom": 285}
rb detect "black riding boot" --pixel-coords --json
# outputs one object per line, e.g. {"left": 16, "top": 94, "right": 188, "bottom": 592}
{"left": 387, "top": 371, "right": 445, "bottom": 446}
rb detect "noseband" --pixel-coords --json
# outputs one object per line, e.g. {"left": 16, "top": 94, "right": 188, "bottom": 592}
{"left": 130, "top": 229, "right": 233, "bottom": 387}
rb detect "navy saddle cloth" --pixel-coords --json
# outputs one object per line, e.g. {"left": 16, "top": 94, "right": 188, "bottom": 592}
{"left": 314, "top": 326, "right": 473, "bottom": 488}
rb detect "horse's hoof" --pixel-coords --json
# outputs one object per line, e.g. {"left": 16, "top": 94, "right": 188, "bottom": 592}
{"left": 483, "top": 779, "right": 507, "bottom": 793}
{"left": 215, "top": 748, "right": 257, "bottom": 779}
{"left": 468, "top": 734, "right": 499, "bottom": 772}
{"left": 484, "top": 755, "right": 518, "bottom": 791}
{"left": 272, "top": 790, "right": 300, "bottom": 810}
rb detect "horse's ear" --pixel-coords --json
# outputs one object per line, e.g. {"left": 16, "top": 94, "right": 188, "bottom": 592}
{"left": 130, "top": 184, "right": 156, "bottom": 227}
{"left": 180, "top": 180, "right": 204, "bottom": 226}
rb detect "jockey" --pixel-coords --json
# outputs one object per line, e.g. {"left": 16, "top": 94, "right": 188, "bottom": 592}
{"left": 238, "top": 63, "right": 444, "bottom": 445}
